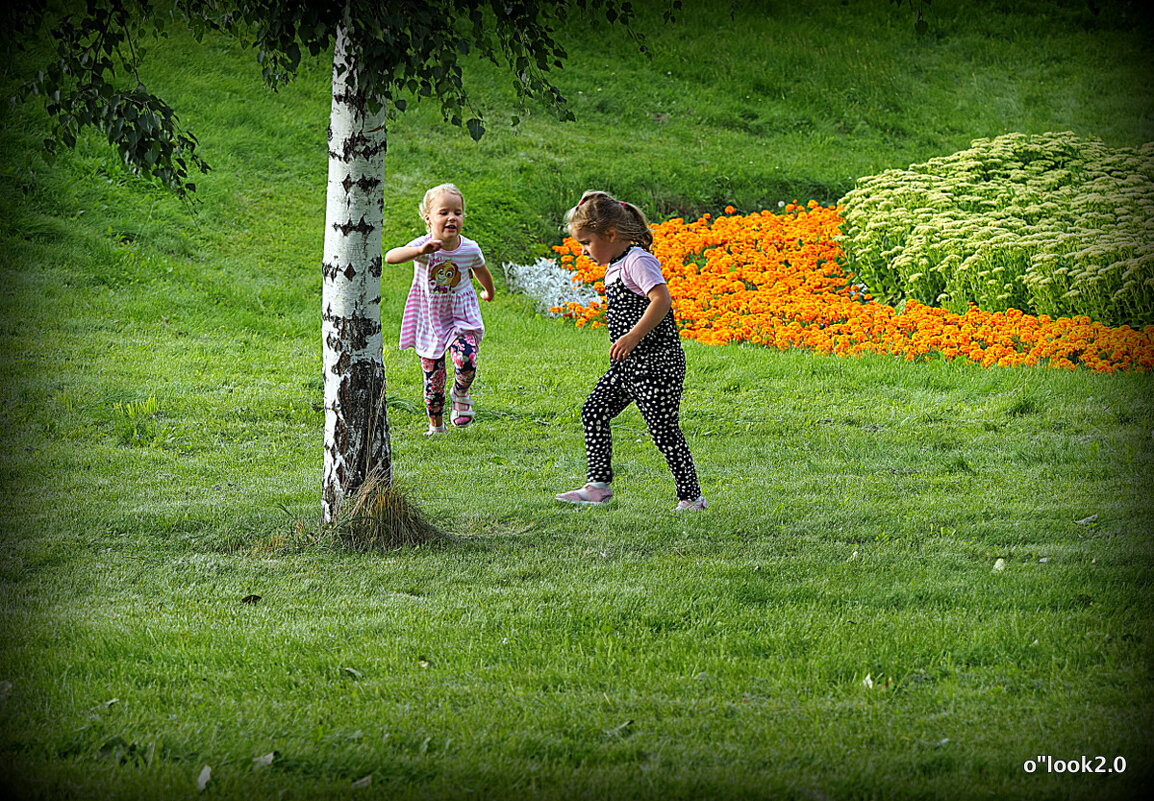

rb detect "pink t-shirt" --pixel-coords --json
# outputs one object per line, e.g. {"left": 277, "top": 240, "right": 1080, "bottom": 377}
{"left": 603, "top": 247, "right": 666, "bottom": 297}
{"left": 398, "top": 235, "right": 486, "bottom": 358}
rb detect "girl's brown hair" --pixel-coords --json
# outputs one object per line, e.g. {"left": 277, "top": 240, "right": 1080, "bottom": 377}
{"left": 564, "top": 190, "right": 653, "bottom": 250}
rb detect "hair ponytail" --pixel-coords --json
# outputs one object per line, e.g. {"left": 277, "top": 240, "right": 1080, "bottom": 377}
{"left": 565, "top": 191, "right": 653, "bottom": 250}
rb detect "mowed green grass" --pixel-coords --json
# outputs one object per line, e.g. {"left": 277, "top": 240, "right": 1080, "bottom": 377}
{"left": 2, "top": 1, "right": 1153, "bottom": 799}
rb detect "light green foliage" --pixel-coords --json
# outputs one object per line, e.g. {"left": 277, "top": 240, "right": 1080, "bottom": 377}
{"left": 840, "top": 132, "right": 1154, "bottom": 325}
{"left": 111, "top": 394, "right": 170, "bottom": 446}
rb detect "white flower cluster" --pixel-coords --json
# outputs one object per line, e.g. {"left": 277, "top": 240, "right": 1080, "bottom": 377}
{"left": 502, "top": 257, "right": 600, "bottom": 316}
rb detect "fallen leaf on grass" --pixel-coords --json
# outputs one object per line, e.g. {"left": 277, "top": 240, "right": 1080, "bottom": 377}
{"left": 603, "top": 719, "right": 634, "bottom": 738}
{"left": 197, "top": 765, "right": 212, "bottom": 792}
{"left": 1075, "top": 514, "right": 1099, "bottom": 525}
{"left": 252, "top": 752, "right": 276, "bottom": 767}
{"left": 861, "top": 673, "right": 893, "bottom": 690}
{"left": 992, "top": 558, "right": 1006, "bottom": 572}
{"left": 352, "top": 775, "right": 372, "bottom": 789}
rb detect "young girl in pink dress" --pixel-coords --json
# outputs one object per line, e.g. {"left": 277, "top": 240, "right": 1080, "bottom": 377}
{"left": 385, "top": 184, "right": 496, "bottom": 437}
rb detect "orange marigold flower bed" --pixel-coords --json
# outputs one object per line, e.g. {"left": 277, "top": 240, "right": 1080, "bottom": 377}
{"left": 551, "top": 204, "right": 1154, "bottom": 373}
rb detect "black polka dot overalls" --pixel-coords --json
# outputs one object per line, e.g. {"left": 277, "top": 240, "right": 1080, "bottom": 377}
{"left": 581, "top": 252, "right": 702, "bottom": 501}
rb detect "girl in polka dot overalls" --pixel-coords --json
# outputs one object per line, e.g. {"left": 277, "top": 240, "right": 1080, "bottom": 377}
{"left": 555, "top": 191, "right": 707, "bottom": 512}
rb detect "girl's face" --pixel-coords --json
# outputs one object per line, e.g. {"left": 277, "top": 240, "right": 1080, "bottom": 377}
{"left": 573, "top": 227, "right": 628, "bottom": 266}
{"left": 424, "top": 192, "right": 465, "bottom": 244}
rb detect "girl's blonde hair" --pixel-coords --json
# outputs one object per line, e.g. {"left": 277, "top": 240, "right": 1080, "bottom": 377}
{"left": 564, "top": 190, "right": 653, "bottom": 250}
{"left": 419, "top": 183, "right": 465, "bottom": 231}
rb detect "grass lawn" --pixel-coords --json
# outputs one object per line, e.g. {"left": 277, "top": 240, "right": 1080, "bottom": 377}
{"left": 2, "top": 1, "right": 1153, "bottom": 798}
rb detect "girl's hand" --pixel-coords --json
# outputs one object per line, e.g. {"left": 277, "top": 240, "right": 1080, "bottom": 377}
{"left": 609, "top": 331, "right": 641, "bottom": 363}
{"left": 473, "top": 264, "right": 496, "bottom": 303}
{"left": 420, "top": 239, "right": 444, "bottom": 255}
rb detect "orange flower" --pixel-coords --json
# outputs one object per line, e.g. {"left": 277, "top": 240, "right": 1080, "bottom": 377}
{"left": 549, "top": 206, "right": 1154, "bottom": 373}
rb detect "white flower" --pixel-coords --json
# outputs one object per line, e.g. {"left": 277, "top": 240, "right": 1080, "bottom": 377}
{"left": 502, "top": 258, "right": 601, "bottom": 315}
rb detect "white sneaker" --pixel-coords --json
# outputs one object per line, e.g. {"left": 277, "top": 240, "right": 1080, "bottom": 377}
{"left": 555, "top": 483, "right": 613, "bottom": 506}
{"left": 425, "top": 424, "right": 448, "bottom": 437}
{"left": 673, "top": 496, "right": 708, "bottom": 512}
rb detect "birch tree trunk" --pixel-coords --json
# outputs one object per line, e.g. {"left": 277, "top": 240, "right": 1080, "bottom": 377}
{"left": 321, "top": 17, "right": 390, "bottom": 522}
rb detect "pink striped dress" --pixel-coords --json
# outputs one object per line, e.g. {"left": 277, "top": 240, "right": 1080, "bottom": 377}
{"left": 397, "top": 235, "right": 487, "bottom": 359}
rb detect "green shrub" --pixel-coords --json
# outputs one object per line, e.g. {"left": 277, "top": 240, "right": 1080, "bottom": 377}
{"left": 839, "top": 131, "right": 1154, "bottom": 326}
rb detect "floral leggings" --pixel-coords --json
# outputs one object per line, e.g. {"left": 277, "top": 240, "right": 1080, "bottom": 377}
{"left": 420, "top": 333, "right": 479, "bottom": 418}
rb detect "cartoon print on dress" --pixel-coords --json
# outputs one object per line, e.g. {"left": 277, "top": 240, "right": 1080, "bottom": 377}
{"left": 429, "top": 259, "right": 463, "bottom": 294}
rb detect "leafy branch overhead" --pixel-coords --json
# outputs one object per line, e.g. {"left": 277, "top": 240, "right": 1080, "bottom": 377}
{"left": 7, "top": 0, "right": 209, "bottom": 197}
{"left": 8, "top": 0, "right": 655, "bottom": 197}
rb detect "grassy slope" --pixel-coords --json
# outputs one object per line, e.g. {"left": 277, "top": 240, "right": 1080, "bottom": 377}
{"left": 2, "top": 0, "right": 1153, "bottom": 799}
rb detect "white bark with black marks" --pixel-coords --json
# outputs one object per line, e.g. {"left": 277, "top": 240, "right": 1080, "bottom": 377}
{"left": 321, "top": 17, "right": 390, "bottom": 522}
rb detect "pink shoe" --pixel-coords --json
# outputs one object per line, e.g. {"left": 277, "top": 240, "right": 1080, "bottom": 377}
{"left": 555, "top": 483, "right": 613, "bottom": 506}
{"left": 673, "top": 496, "right": 708, "bottom": 512}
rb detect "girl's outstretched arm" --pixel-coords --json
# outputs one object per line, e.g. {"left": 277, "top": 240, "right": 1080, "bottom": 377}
{"left": 473, "top": 263, "right": 496, "bottom": 301}
{"left": 385, "top": 240, "right": 442, "bottom": 264}
{"left": 609, "top": 284, "right": 672, "bottom": 363}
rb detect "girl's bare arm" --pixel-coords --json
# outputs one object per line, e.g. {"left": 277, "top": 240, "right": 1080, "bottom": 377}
{"left": 473, "top": 263, "right": 496, "bottom": 301}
